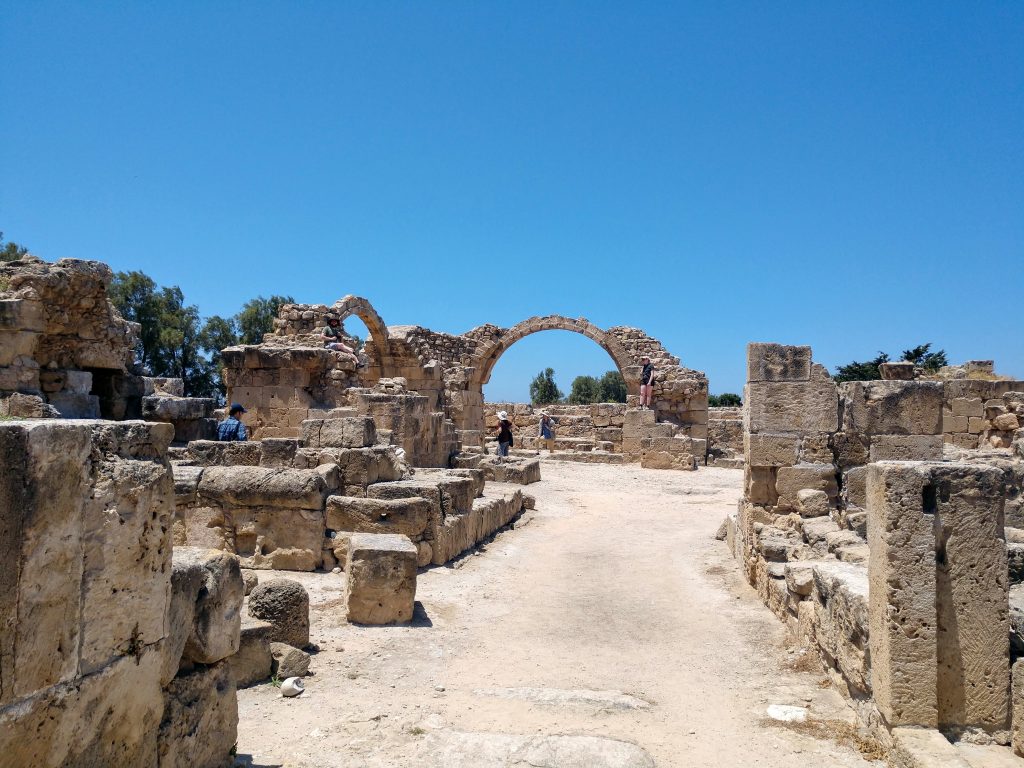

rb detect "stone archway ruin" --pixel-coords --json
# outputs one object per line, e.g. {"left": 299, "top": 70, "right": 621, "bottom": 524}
{"left": 223, "top": 299, "right": 710, "bottom": 464}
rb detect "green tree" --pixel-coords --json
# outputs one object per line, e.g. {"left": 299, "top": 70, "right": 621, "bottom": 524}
{"left": 568, "top": 375, "right": 601, "bottom": 404}
{"left": 709, "top": 393, "right": 742, "bottom": 407}
{"left": 598, "top": 370, "right": 627, "bottom": 403}
{"left": 109, "top": 271, "right": 224, "bottom": 398}
{"left": 529, "top": 368, "right": 563, "bottom": 405}
{"left": 901, "top": 343, "right": 948, "bottom": 372}
{"left": 0, "top": 232, "right": 29, "bottom": 262}
{"left": 834, "top": 352, "right": 889, "bottom": 382}
{"left": 236, "top": 295, "right": 294, "bottom": 344}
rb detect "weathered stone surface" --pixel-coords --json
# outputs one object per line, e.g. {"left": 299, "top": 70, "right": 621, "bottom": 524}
{"left": 746, "top": 343, "right": 812, "bottom": 382}
{"left": 345, "top": 533, "right": 418, "bottom": 625}
{"left": 186, "top": 439, "right": 262, "bottom": 467}
{"left": 301, "top": 416, "right": 377, "bottom": 449}
{"left": 157, "top": 661, "right": 238, "bottom": 768}
{"left": 241, "top": 569, "right": 259, "bottom": 595}
{"left": 840, "top": 380, "right": 943, "bottom": 436}
{"left": 270, "top": 642, "right": 311, "bottom": 678}
{"left": 248, "top": 578, "right": 310, "bottom": 648}
{"left": 745, "top": 380, "right": 839, "bottom": 434}
{"left": 198, "top": 465, "right": 327, "bottom": 509}
{"left": 326, "top": 494, "right": 433, "bottom": 539}
{"left": 868, "top": 434, "right": 944, "bottom": 462}
{"left": 1014, "top": 659, "right": 1024, "bottom": 757}
{"left": 173, "top": 547, "right": 244, "bottom": 670}
{"left": 230, "top": 616, "right": 274, "bottom": 688}
{"left": 775, "top": 463, "right": 838, "bottom": 510}
{"left": 891, "top": 727, "right": 971, "bottom": 768}
{"left": 867, "top": 461, "right": 939, "bottom": 728}
{"left": 479, "top": 456, "right": 543, "bottom": 483}
{"left": 796, "top": 488, "right": 830, "bottom": 518}
{"left": 0, "top": 648, "right": 165, "bottom": 768}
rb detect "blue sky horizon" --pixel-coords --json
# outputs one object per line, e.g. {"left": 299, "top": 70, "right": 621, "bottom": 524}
{"left": 2, "top": 2, "right": 1021, "bottom": 400}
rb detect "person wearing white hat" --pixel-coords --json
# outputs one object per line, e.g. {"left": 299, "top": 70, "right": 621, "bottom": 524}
{"left": 494, "top": 410, "right": 514, "bottom": 461}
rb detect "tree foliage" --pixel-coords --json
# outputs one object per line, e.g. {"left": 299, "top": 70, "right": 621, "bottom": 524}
{"left": 901, "top": 343, "right": 948, "bottom": 371}
{"left": 237, "top": 295, "right": 294, "bottom": 344}
{"left": 568, "top": 375, "right": 601, "bottom": 404}
{"left": 0, "top": 232, "right": 29, "bottom": 262}
{"left": 529, "top": 368, "right": 563, "bottom": 405}
{"left": 833, "top": 343, "right": 948, "bottom": 382}
{"left": 108, "top": 273, "right": 292, "bottom": 400}
{"left": 708, "top": 393, "right": 742, "bottom": 407}
{"left": 567, "top": 370, "right": 628, "bottom": 404}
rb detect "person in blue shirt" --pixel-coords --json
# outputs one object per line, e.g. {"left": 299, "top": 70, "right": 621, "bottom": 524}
{"left": 217, "top": 403, "right": 248, "bottom": 441}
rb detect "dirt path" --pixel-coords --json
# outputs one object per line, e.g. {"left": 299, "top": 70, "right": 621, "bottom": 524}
{"left": 236, "top": 461, "right": 881, "bottom": 767}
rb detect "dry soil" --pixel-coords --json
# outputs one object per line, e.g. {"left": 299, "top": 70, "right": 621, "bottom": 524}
{"left": 236, "top": 461, "right": 883, "bottom": 768}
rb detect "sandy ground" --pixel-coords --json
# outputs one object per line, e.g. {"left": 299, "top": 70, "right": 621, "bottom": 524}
{"left": 236, "top": 461, "right": 882, "bottom": 768}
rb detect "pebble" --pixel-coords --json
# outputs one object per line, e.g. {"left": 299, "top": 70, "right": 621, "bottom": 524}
{"left": 435, "top": 685, "right": 445, "bottom": 692}
{"left": 332, "top": 567, "right": 342, "bottom": 574}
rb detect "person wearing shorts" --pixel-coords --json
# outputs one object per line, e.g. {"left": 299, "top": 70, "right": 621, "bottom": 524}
{"left": 640, "top": 356, "right": 654, "bottom": 409}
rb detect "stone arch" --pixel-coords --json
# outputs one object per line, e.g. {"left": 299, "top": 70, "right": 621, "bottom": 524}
{"left": 331, "top": 295, "right": 392, "bottom": 370}
{"left": 470, "top": 315, "right": 641, "bottom": 394}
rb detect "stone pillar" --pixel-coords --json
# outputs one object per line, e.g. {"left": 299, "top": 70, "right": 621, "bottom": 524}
{"left": 867, "top": 461, "right": 939, "bottom": 727}
{"left": 867, "top": 460, "right": 1010, "bottom": 732}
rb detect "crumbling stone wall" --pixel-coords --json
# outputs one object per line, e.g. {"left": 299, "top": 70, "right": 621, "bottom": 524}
{"left": 0, "top": 257, "right": 216, "bottom": 440}
{"left": 707, "top": 406, "right": 743, "bottom": 467}
{"left": 0, "top": 419, "right": 240, "bottom": 767}
{"left": 942, "top": 380, "right": 1024, "bottom": 449}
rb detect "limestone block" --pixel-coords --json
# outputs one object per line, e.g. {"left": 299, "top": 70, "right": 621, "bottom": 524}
{"left": 247, "top": 578, "right": 310, "bottom": 648}
{"left": 0, "top": 649, "right": 164, "bottom": 767}
{"left": 841, "top": 380, "right": 943, "bottom": 436}
{"left": 229, "top": 617, "right": 273, "bottom": 688}
{"left": 345, "top": 533, "right": 418, "bottom": 624}
{"left": 259, "top": 437, "right": 299, "bottom": 467}
{"left": 796, "top": 488, "right": 830, "bottom": 518}
{"left": 800, "top": 516, "right": 840, "bottom": 547}
{"left": 931, "top": 463, "right": 1009, "bottom": 731}
{"left": 944, "top": 414, "right": 970, "bottom": 433}
{"left": 326, "top": 495, "right": 433, "bottom": 539}
{"left": 868, "top": 434, "right": 944, "bottom": 462}
{"left": 198, "top": 465, "right": 327, "bottom": 509}
{"left": 951, "top": 397, "right": 985, "bottom": 418}
{"left": 745, "top": 380, "right": 839, "bottom": 434}
{"left": 142, "top": 395, "right": 215, "bottom": 421}
{"left": 301, "top": 416, "right": 377, "bottom": 449}
{"left": 879, "top": 361, "right": 915, "bottom": 380}
{"left": 744, "top": 465, "right": 778, "bottom": 506}
{"left": 785, "top": 563, "right": 815, "bottom": 596}
{"left": 891, "top": 727, "right": 972, "bottom": 768}
{"left": 241, "top": 569, "right": 258, "bottom": 595}
{"left": 270, "top": 642, "right": 310, "bottom": 678}
{"left": 832, "top": 431, "right": 869, "bottom": 470}
{"left": 746, "top": 343, "right": 811, "bottom": 382}
{"left": 867, "top": 461, "right": 939, "bottom": 727}
{"left": 46, "top": 391, "right": 101, "bottom": 418}
{"left": 968, "top": 416, "right": 985, "bottom": 434}
{"left": 157, "top": 661, "right": 238, "bottom": 768}
{"left": 775, "top": 463, "right": 838, "bottom": 510}
{"left": 994, "top": 413, "right": 1020, "bottom": 432}
{"left": 622, "top": 408, "right": 656, "bottom": 438}
{"left": 186, "top": 439, "right": 262, "bottom": 466}
{"left": 744, "top": 432, "right": 798, "bottom": 467}
{"left": 480, "top": 457, "right": 544, "bottom": 483}
{"left": 174, "top": 548, "right": 243, "bottom": 669}
{"left": 1014, "top": 659, "right": 1024, "bottom": 757}
{"left": 843, "top": 465, "right": 869, "bottom": 509}
{"left": 809, "top": 561, "right": 871, "bottom": 693}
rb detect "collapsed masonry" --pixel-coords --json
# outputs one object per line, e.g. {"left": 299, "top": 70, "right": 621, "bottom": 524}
{"left": 725, "top": 343, "right": 1024, "bottom": 764}
{"left": 0, "top": 257, "right": 219, "bottom": 439}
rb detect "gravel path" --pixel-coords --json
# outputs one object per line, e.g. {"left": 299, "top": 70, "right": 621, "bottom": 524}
{"left": 236, "top": 461, "right": 881, "bottom": 767}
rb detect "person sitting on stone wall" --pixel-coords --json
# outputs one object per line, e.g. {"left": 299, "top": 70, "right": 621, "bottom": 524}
{"left": 217, "top": 403, "right": 248, "bottom": 441}
{"left": 495, "top": 410, "right": 514, "bottom": 461}
{"left": 640, "top": 356, "right": 655, "bottom": 410}
{"left": 320, "top": 317, "right": 360, "bottom": 366}
{"left": 539, "top": 411, "right": 556, "bottom": 453}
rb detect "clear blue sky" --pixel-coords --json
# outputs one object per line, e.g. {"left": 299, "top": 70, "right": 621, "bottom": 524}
{"left": 2, "top": 2, "right": 1022, "bottom": 400}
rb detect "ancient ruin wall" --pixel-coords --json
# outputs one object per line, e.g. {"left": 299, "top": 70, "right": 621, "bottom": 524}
{"left": 0, "top": 419, "right": 240, "bottom": 766}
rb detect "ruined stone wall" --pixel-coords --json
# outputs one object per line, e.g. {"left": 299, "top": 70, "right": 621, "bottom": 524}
{"left": 0, "top": 419, "right": 239, "bottom": 767}
{"left": 707, "top": 406, "right": 743, "bottom": 467}
{"left": 484, "top": 402, "right": 626, "bottom": 453}
{"left": 942, "top": 380, "right": 1024, "bottom": 449}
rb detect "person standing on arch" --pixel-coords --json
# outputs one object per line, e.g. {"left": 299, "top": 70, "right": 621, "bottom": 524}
{"left": 640, "top": 356, "right": 655, "bottom": 410}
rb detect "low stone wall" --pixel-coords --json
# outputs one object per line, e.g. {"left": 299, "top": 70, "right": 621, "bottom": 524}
{"left": 484, "top": 402, "right": 625, "bottom": 452}
{"left": 707, "top": 406, "right": 742, "bottom": 467}
{"left": 0, "top": 419, "right": 241, "bottom": 767}
{"left": 942, "top": 380, "right": 1024, "bottom": 449}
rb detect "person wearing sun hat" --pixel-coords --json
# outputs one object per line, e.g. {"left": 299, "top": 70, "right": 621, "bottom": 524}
{"left": 217, "top": 403, "right": 249, "bottom": 442}
{"left": 494, "top": 410, "right": 514, "bottom": 460}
